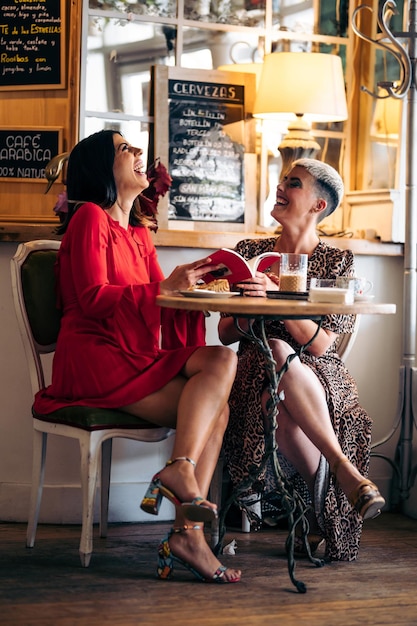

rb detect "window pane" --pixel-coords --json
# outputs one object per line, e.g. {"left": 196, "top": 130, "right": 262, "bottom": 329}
{"left": 86, "top": 17, "right": 173, "bottom": 115}
{"left": 84, "top": 117, "right": 150, "bottom": 164}
{"left": 180, "top": 28, "right": 263, "bottom": 68}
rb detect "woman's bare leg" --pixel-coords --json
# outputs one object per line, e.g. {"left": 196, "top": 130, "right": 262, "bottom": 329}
{"left": 166, "top": 413, "right": 241, "bottom": 583}
{"left": 268, "top": 339, "right": 368, "bottom": 499}
{"left": 263, "top": 389, "right": 321, "bottom": 493}
{"left": 193, "top": 406, "right": 228, "bottom": 499}
{"left": 122, "top": 345, "right": 237, "bottom": 507}
{"left": 122, "top": 345, "right": 240, "bottom": 581}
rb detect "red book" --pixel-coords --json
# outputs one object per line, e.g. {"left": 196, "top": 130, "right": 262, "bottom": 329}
{"left": 202, "top": 248, "right": 281, "bottom": 284}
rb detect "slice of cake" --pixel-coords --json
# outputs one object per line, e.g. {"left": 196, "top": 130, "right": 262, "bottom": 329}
{"left": 193, "top": 279, "right": 230, "bottom": 293}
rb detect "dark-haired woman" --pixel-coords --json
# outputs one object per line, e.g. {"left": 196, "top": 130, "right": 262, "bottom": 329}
{"left": 34, "top": 130, "right": 241, "bottom": 583}
{"left": 218, "top": 158, "right": 384, "bottom": 562}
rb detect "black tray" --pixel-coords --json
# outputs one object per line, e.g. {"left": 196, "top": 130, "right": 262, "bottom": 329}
{"left": 266, "top": 291, "right": 309, "bottom": 300}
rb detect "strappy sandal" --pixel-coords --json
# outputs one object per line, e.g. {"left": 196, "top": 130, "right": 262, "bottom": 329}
{"left": 332, "top": 456, "right": 385, "bottom": 520}
{"left": 347, "top": 481, "right": 386, "bottom": 520}
{"left": 140, "top": 456, "right": 217, "bottom": 522}
{"left": 157, "top": 525, "right": 241, "bottom": 584}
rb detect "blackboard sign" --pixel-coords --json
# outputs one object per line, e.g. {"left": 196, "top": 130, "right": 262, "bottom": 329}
{"left": 152, "top": 65, "right": 257, "bottom": 233}
{"left": 0, "top": 128, "right": 61, "bottom": 181}
{"left": 0, "top": 0, "right": 65, "bottom": 90}
{"left": 168, "top": 80, "right": 246, "bottom": 223}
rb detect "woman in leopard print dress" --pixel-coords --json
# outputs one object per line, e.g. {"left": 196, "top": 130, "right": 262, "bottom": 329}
{"left": 218, "top": 159, "right": 384, "bottom": 561}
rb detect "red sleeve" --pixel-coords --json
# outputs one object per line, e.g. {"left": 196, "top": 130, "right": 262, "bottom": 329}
{"left": 143, "top": 224, "right": 206, "bottom": 348}
{"left": 63, "top": 203, "right": 161, "bottom": 319}
{"left": 161, "top": 309, "right": 206, "bottom": 349}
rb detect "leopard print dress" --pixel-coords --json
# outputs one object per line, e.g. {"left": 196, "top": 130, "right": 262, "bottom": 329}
{"left": 223, "top": 238, "right": 371, "bottom": 561}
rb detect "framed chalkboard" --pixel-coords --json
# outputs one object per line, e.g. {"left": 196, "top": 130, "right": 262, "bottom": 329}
{"left": 0, "top": 127, "right": 62, "bottom": 182}
{"left": 152, "top": 65, "right": 257, "bottom": 233}
{"left": 0, "top": 0, "right": 65, "bottom": 90}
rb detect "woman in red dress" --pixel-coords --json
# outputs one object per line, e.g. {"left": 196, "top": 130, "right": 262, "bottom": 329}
{"left": 34, "top": 130, "right": 240, "bottom": 584}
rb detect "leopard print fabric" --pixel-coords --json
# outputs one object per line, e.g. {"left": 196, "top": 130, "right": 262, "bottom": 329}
{"left": 223, "top": 238, "right": 371, "bottom": 561}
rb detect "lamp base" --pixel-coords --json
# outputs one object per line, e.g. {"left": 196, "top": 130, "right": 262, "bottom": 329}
{"left": 278, "top": 116, "right": 321, "bottom": 180}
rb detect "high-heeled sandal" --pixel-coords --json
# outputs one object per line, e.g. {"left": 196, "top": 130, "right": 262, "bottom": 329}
{"left": 140, "top": 456, "right": 217, "bottom": 522}
{"left": 157, "top": 525, "right": 241, "bottom": 583}
{"left": 347, "top": 481, "right": 386, "bottom": 520}
{"left": 332, "top": 456, "right": 385, "bottom": 520}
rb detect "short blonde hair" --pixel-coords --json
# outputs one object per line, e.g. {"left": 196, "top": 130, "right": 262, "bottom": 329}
{"left": 292, "top": 158, "right": 344, "bottom": 220}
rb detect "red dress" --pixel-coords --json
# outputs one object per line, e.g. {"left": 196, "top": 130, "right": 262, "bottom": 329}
{"left": 34, "top": 203, "right": 205, "bottom": 412}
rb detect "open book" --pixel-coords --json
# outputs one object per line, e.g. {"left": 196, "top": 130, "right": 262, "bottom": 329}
{"left": 202, "top": 248, "right": 281, "bottom": 284}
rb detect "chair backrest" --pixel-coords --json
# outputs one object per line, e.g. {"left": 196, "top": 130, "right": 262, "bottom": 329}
{"left": 11, "top": 240, "right": 61, "bottom": 394}
{"left": 335, "top": 314, "right": 360, "bottom": 362}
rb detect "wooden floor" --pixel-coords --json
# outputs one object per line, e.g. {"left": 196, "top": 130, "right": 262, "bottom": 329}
{"left": 1, "top": 512, "right": 417, "bottom": 626}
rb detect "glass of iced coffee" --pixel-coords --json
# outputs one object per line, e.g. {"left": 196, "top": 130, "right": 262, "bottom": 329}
{"left": 279, "top": 253, "right": 308, "bottom": 292}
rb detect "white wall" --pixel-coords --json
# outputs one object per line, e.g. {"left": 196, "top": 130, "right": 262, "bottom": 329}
{"left": 1, "top": 241, "right": 415, "bottom": 525}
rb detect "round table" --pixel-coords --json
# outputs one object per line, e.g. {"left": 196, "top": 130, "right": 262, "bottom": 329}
{"left": 157, "top": 293, "right": 396, "bottom": 592}
{"left": 156, "top": 293, "right": 396, "bottom": 318}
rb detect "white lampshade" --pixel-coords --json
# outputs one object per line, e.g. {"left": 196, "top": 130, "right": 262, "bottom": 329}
{"left": 253, "top": 52, "right": 348, "bottom": 123}
{"left": 252, "top": 52, "right": 348, "bottom": 180}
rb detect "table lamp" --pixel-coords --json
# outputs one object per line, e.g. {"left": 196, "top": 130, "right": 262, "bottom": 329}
{"left": 252, "top": 52, "right": 348, "bottom": 179}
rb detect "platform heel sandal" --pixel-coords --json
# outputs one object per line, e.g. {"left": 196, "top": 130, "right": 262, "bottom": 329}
{"left": 140, "top": 456, "right": 218, "bottom": 522}
{"left": 157, "top": 525, "right": 241, "bottom": 584}
{"left": 333, "top": 456, "right": 386, "bottom": 520}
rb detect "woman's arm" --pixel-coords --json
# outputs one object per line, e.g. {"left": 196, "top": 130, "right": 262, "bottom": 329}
{"left": 281, "top": 319, "right": 337, "bottom": 356}
{"left": 218, "top": 311, "right": 337, "bottom": 355}
{"left": 218, "top": 314, "right": 249, "bottom": 346}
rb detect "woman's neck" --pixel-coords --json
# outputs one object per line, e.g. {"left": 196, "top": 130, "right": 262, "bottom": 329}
{"left": 274, "top": 230, "right": 320, "bottom": 256}
{"left": 106, "top": 200, "right": 131, "bottom": 229}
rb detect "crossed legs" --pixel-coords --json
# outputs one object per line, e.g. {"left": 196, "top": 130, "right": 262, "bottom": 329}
{"left": 263, "top": 338, "right": 381, "bottom": 515}
{"left": 122, "top": 345, "right": 241, "bottom": 581}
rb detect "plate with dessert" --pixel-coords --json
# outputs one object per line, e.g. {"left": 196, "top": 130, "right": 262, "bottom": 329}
{"left": 181, "top": 279, "right": 239, "bottom": 298}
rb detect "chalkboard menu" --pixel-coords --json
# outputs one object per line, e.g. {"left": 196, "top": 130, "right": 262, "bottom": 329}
{"left": 0, "top": 128, "right": 61, "bottom": 181}
{"left": 152, "top": 65, "right": 257, "bottom": 232}
{"left": 168, "top": 80, "right": 245, "bottom": 223}
{"left": 0, "top": 0, "right": 65, "bottom": 90}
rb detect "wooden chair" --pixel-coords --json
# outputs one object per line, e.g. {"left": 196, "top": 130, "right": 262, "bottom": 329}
{"left": 11, "top": 240, "right": 175, "bottom": 567}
